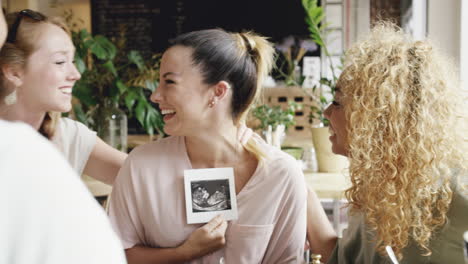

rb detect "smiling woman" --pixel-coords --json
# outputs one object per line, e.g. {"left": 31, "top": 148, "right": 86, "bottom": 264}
{"left": 0, "top": 10, "right": 127, "bottom": 185}
{"left": 108, "top": 29, "right": 308, "bottom": 264}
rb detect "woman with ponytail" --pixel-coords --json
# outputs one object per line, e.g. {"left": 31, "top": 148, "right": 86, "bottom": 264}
{"left": 108, "top": 29, "right": 308, "bottom": 263}
{"left": 0, "top": 10, "right": 127, "bottom": 184}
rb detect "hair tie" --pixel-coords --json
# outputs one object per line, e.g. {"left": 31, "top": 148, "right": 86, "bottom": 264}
{"left": 239, "top": 33, "right": 256, "bottom": 56}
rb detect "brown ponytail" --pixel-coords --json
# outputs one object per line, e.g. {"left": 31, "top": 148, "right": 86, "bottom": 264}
{"left": 170, "top": 29, "right": 276, "bottom": 159}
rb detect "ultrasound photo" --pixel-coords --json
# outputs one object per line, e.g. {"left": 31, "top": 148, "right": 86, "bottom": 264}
{"left": 191, "top": 179, "right": 232, "bottom": 213}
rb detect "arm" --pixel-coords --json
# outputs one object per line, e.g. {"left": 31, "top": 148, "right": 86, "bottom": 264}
{"left": 306, "top": 187, "right": 338, "bottom": 262}
{"left": 125, "top": 215, "right": 228, "bottom": 264}
{"left": 83, "top": 137, "right": 128, "bottom": 185}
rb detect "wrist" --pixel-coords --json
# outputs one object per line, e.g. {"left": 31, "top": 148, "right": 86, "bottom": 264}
{"left": 176, "top": 244, "right": 194, "bottom": 262}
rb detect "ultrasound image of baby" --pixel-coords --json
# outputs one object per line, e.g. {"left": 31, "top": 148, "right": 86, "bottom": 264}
{"left": 191, "top": 179, "right": 232, "bottom": 212}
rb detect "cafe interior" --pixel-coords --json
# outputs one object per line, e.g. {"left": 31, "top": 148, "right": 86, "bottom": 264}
{"left": 2, "top": 0, "right": 467, "bottom": 263}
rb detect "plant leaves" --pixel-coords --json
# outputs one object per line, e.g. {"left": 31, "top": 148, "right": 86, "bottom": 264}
{"left": 124, "top": 90, "right": 138, "bottom": 111}
{"left": 91, "top": 35, "right": 117, "bottom": 60}
{"left": 72, "top": 103, "right": 88, "bottom": 126}
{"left": 145, "top": 79, "right": 158, "bottom": 92}
{"left": 116, "top": 79, "right": 127, "bottom": 95}
{"left": 128, "top": 50, "right": 145, "bottom": 70}
{"left": 102, "top": 60, "right": 118, "bottom": 77}
{"left": 135, "top": 99, "right": 146, "bottom": 125}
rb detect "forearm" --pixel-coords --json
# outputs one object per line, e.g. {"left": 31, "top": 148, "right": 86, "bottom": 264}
{"left": 306, "top": 188, "right": 338, "bottom": 262}
{"left": 83, "top": 137, "right": 128, "bottom": 185}
{"left": 125, "top": 245, "right": 192, "bottom": 264}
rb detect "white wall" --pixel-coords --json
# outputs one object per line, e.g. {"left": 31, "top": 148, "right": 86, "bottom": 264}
{"left": 427, "top": 0, "right": 461, "bottom": 69}
{"left": 37, "top": 0, "right": 91, "bottom": 32}
{"left": 345, "top": 0, "right": 370, "bottom": 49}
{"left": 460, "top": 0, "right": 468, "bottom": 90}
{"left": 5, "top": 0, "right": 91, "bottom": 32}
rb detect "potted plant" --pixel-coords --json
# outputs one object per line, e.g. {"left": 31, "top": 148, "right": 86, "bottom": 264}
{"left": 70, "top": 28, "right": 165, "bottom": 152}
{"left": 302, "top": 0, "right": 349, "bottom": 172}
{"left": 251, "top": 101, "right": 301, "bottom": 148}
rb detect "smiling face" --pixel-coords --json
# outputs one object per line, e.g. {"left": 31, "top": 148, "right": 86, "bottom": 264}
{"left": 17, "top": 23, "right": 80, "bottom": 113}
{"left": 323, "top": 87, "right": 349, "bottom": 156}
{"left": 150, "top": 45, "right": 214, "bottom": 136}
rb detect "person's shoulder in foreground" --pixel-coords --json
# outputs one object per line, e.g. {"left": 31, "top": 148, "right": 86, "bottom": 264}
{"left": 0, "top": 120, "right": 126, "bottom": 264}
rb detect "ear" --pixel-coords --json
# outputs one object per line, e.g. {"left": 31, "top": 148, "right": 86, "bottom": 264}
{"left": 1, "top": 64, "right": 24, "bottom": 87}
{"left": 212, "top": 81, "right": 231, "bottom": 101}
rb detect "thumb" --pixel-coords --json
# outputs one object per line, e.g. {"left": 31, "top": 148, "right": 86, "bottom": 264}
{"left": 204, "top": 215, "right": 224, "bottom": 231}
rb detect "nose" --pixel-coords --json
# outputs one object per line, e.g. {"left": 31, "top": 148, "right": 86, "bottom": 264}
{"left": 68, "top": 63, "right": 81, "bottom": 81}
{"left": 323, "top": 103, "right": 332, "bottom": 119}
{"left": 150, "top": 89, "right": 162, "bottom": 104}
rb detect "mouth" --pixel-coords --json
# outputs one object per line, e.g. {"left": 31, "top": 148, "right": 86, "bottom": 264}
{"left": 161, "top": 109, "right": 176, "bottom": 122}
{"left": 329, "top": 126, "right": 336, "bottom": 137}
{"left": 60, "top": 87, "right": 73, "bottom": 95}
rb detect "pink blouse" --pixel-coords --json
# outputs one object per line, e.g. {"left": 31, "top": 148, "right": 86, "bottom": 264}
{"left": 108, "top": 136, "right": 307, "bottom": 263}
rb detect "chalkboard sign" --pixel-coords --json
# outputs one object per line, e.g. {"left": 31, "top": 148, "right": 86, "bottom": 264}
{"left": 91, "top": 0, "right": 312, "bottom": 55}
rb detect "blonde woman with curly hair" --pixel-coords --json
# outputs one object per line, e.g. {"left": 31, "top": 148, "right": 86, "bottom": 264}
{"left": 307, "top": 23, "right": 468, "bottom": 263}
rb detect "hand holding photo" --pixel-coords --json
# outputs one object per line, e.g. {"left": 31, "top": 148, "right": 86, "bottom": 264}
{"left": 184, "top": 168, "right": 238, "bottom": 224}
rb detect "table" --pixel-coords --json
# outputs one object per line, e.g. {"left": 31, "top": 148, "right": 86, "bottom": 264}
{"left": 83, "top": 171, "right": 349, "bottom": 201}
{"left": 304, "top": 171, "right": 349, "bottom": 199}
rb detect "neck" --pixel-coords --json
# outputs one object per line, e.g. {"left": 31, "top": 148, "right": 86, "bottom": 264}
{"left": 185, "top": 121, "right": 243, "bottom": 168}
{"left": 0, "top": 101, "right": 46, "bottom": 131}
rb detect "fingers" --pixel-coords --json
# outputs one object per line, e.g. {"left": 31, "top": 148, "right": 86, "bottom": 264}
{"left": 213, "top": 217, "right": 228, "bottom": 234}
{"left": 204, "top": 214, "right": 224, "bottom": 231}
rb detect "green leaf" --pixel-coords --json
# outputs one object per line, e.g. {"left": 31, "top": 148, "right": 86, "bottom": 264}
{"left": 72, "top": 103, "right": 88, "bottom": 125}
{"left": 145, "top": 79, "right": 158, "bottom": 92}
{"left": 124, "top": 90, "right": 138, "bottom": 111}
{"left": 135, "top": 100, "right": 146, "bottom": 125}
{"left": 79, "top": 29, "right": 90, "bottom": 41}
{"left": 144, "top": 106, "right": 158, "bottom": 135}
{"left": 116, "top": 79, "right": 127, "bottom": 95}
{"left": 73, "top": 82, "right": 97, "bottom": 107}
{"left": 91, "top": 35, "right": 117, "bottom": 60}
{"left": 320, "top": 96, "right": 328, "bottom": 104}
{"left": 74, "top": 56, "right": 86, "bottom": 74}
{"left": 128, "top": 50, "right": 145, "bottom": 70}
{"left": 102, "top": 60, "right": 118, "bottom": 77}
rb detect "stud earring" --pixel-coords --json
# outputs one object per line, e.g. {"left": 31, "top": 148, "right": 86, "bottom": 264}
{"left": 4, "top": 90, "right": 17, "bottom": 105}
{"left": 208, "top": 99, "right": 216, "bottom": 108}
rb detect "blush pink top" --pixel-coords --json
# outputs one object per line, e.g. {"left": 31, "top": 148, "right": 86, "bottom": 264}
{"left": 108, "top": 136, "right": 307, "bottom": 263}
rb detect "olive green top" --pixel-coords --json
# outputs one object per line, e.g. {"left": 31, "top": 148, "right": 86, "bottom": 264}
{"left": 328, "top": 175, "right": 468, "bottom": 264}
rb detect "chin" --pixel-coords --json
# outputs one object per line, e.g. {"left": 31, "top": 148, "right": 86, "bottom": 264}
{"left": 52, "top": 104, "right": 72, "bottom": 113}
{"left": 331, "top": 144, "right": 347, "bottom": 157}
{"left": 163, "top": 126, "right": 178, "bottom": 136}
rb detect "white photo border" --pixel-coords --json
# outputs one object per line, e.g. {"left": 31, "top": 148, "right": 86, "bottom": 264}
{"left": 184, "top": 167, "right": 238, "bottom": 224}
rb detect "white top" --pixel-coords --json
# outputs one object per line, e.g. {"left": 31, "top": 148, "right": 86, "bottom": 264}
{"left": 108, "top": 136, "right": 307, "bottom": 264}
{"left": 0, "top": 120, "right": 126, "bottom": 264}
{"left": 51, "top": 117, "right": 97, "bottom": 175}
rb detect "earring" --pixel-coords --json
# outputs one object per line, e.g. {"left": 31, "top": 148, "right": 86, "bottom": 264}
{"left": 4, "top": 90, "right": 17, "bottom": 105}
{"left": 208, "top": 99, "right": 216, "bottom": 108}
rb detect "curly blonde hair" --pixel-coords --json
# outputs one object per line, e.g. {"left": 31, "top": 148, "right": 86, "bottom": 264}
{"left": 339, "top": 22, "right": 468, "bottom": 259}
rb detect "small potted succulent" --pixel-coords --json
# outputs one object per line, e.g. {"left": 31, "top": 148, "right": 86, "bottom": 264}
{"left": 251, "top": 101, "right": 301, "bottom": 148}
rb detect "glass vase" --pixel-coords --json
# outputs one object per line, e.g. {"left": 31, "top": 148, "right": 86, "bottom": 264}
{"left": 93, "top": 101, "right": 128, "bottom": 152}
